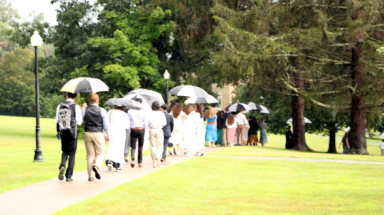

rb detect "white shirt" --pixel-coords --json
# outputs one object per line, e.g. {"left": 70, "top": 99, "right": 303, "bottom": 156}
{"left": 148, "top": 110, "right": 167, "bottom": 129}
{"left": 380, "top": 142, "right": 384, "bottom": 150}
{"left": 226, "top": 117, "right": 239, "bottom": 128}
{"left": 55, "top": 99, "right": 83, "bottom": 126}
{"left": 236, "top": 112, "right": 249, "bottom": 126}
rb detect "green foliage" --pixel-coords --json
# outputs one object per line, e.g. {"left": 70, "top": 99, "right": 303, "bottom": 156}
{"left": 0, "top": 0, "right": 19, "bottom": 57}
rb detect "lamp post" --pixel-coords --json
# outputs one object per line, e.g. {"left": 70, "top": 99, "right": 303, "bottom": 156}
{"left": 31, "top": 29, "right": 43, "bottom": 162}
{"left": 163, "top": 70, "right": 170, "bottom": 106}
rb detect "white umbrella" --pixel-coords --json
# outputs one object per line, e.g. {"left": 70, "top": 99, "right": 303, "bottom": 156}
{"left": 60, "top": 77, "right": 109, "bottom": 93}
{"left": 168, "top": 85, "right": 209, "bottom": 97}
{"left": 227, "top": 103, "right": 253, "bottom": 113}
{"left": 184, "top": 95, "right": 219, "bottom": 104}
{"left": 246, "top": 102, "right": 271, "bottom": 114}
{"left": 124, "top": 89, "right": 164, "bottom": 111}
{"left": 345, "top": 127, "right": 368, "bottom": 132}
{"left": 287, "top": 117, "right": 312, "bottom": 124}
{"left": 104, "top": 98, "right": 143, "bottom": 110}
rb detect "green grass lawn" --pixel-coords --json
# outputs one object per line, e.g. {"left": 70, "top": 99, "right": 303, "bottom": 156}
{"left": 0, "top": 115, "right": 149, "bottom": 194}
{"left": 54, "top": 156, "right": 384, "bottom": 215}
{"left": 210, "top": 134, "right": 384, "bottom": 162}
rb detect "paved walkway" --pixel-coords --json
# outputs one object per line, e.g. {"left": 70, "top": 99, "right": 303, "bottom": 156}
{"left": 0, "top": 148, "right": 220, "bottom": 215}
{"left": 208, "top": 155, "right": 384, "bottom": 165}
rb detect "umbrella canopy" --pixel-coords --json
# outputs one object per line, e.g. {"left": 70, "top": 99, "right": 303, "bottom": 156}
{"left": 184, "top": 95, "right": 219, "bottom": 104}
{"left": 168, "top": 85, "right": 209, "bottom": 97}
{"left": 246, "top": 102, "right": 271, "bottom": 114}
{"left": 124, "top": 89, "right": 165, "bottom": 110}
{"left": 227, "top": 103, "right": 253, "bottom": 113}
{"left": 287, "top": 117, "right": 312, "bottom": 124}
{"left": 60, "top": 77, "right": 109, "bottom": 93}
{"left": 345, "top": 127, "right": 368, "bottom": 132}
{"left": 104, "top": 98, "right": 143, "bottom": 110}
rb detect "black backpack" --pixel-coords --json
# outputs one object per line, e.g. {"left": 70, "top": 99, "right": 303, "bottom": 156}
{"left": 57, "top": 102, "right": 77, "bottom": 139}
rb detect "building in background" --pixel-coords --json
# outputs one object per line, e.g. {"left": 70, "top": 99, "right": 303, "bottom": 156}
{"left": 212, "top": 84, "right": 236, "bottom": 110}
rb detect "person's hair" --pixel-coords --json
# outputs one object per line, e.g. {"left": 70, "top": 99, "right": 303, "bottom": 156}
{"left": 225, "top": 107, "right": 229, "bottom": 112}
{"left": 207, "top": 107, "right": 215, "bottom": 119}
{"left": 89, "top": 93, "right": 99, "bottom": 104}
{"left": 134, "top": 98, "right": 143, "bottom": 104}
{"left": 344, "top": 132, "right": 349, "bottom": 137}
{"left": 67, "top": 92, "right": 77, "bottom": 99}
{"left": 195, "top": 104, "right": 204, "bottom": 119}
{"left": 261, "top": 118, "right": 265, "bottom": 122}
{"left": 172, "top": 103, "right": 183, "bottom": 118}
{"left": 184, "top": 104, "right": 193, "bottom": 115}
{"left": 227, "top": 113, "right": 235, "bottom": 125}
{"left": 287, "top": 126, "right": 291, "bottom": 129}
{"left": 161, "top": 103, "right": 168, "bottom": 110}
{"left": 217, "top": 111, "right": 223, "bottom": 119}
{"left": 152, "top": 101, "right": 160, "bottom": 111}
{"left": 167, "top": 101, "right": 176, "bottom": 113}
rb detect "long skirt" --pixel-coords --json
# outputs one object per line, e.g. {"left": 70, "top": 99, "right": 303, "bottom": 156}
{"left": 259, "top": 130, "right": 268, "bottom": 144}
{"left": 194, "top": 126, "right": 206, "bottom": 152}
{"left": 227, "top": 128, "right": 236, "bottom": 144}
{"left": 205, "top": 124, "right": 217, "bottom": 142}
{"left": 249, "top": 134, "right": 258, "bottom": 143}
{"left": 244, "top": 128, "right": 249, "bottom": 142}
{"left": 216, "top": 129, "right": 223, "bottom": 145}
{"left": 105, "top": 128, "right": 126, "bottom": 165}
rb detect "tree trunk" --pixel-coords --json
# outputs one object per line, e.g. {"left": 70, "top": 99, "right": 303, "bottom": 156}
{"left": 327, "top": 123, "right": 337, "bottom": 153}
{"left": 291, "top": 72, "right": 313, "bottom": 152}
{"left": 349, "top": 9, "right": 369, "bottom": 155}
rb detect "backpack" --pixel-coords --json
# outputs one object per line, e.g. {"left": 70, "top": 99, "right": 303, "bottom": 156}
{"left": 57, "top": 102, "right": 77, "bottom": 139}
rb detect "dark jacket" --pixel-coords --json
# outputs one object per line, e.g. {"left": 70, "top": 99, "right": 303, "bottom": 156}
{"left": 162, "top": 111, "right": 174, "bottom": 138}
{"left": 217, "top": 118, "right": 225, "bottom": 129}
{"left": 222, "top": 112, "right": 229, "bottom": 128}
{"left": 285, "top": 130, "right": 294, "bottom": 149}
{"left": 248, "top": 119, "right": 259, "bottom": 135}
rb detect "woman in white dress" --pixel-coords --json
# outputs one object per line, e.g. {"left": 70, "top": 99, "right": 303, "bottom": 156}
{"left": 105, "top": 106, "right": 130, "bottom": 171}
{"left": 182, "top": 104, "right": 197, "bottom": 156}
{"left": 194, "top": 104, "right": 206, "bottom": 156}
{"left": 168, "top": 103, "right": 185, "bottom": 155}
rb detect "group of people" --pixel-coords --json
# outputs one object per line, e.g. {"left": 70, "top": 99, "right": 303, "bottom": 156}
{"left": 205, "top": 108, "right": 268, "bottom": 148}
{"left": 55, "top": 92, "right": 269, "bottom": 182}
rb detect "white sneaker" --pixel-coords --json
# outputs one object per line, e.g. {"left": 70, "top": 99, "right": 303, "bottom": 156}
{"left": 116, "top": 167, "right": 122, "bottom": 172}
{"left": 153, "top": 162, "right": 157, "bottom": 168}
{"left": 177, "top": 152, "right": 180, "bottom": 156}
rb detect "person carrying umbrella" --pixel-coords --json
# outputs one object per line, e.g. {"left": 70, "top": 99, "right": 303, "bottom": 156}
{"left": 56, "top": 92, "right": 83, "bottom": 182}
{"left": 82, "top": 93, "right": 110, "bottom": 181}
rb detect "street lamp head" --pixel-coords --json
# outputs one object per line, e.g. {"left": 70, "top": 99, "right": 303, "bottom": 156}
{"left": 30, "top": 29, "right": 43, "bottom": 47}
{"left": 163, "top": 69, "right": 170, "bottom": 80}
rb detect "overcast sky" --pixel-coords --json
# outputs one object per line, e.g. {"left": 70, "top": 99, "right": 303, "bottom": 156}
{"left": 9, "top": 0, "right": 96, "bottom": 25}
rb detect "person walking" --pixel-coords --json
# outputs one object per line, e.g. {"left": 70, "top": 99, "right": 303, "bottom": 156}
{"left": 259, "top": 118, "right": 268, "bottom": 147}
{"left": 82, "top": 93, "right": 110, "bottom": 181}
{"left": 169, "top": 103, "right": 186, "bottom": 155}
{"left": 205, "top": 107, "right": 218, "bottom": 148}
{"left": 222, "top": 108, "right": 229, "bottom": 146}
{"left": 380, "top": 139, "right": 384, "bottom": 156}
{"left": 182, "top": 104, "right": 197, "bottom": 156}
{"left": 226, "top": 113, "right": 238, "bottom": 147}
{"left": 339, "top": 132, "right": 350, "bottom": 154}
{"left": 128, "top": 98, "right": 148, "bottom": 168}
{"left": 236, "top": 109, "right": 249, "bottom": 146}
{"left": 148, "top": 101, "right": 167, "bottom": 168}
{"left": 105, "top": 106, "right": 130, "bottom": 172}
{"left": 56, "top": 92, "right": 83, "bottom": 182}
{"left": 161, "top": 103, "right": 174, "bottom": 162}
{"left": 194, "top": 104, "right": 206, "bottom": 156}
{"left": 248, "top": 116, "right": 259, "bottom": 146}
{"left": 216, "top": 111, "right": 224, "bottom": 146}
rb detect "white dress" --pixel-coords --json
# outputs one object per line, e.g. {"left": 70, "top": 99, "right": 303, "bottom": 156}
{"left": 194, "top": 113, "right": 206, "bottom": 152}
{"left": 169, "top": 111, "right": 185, "bottom": 145}
{"left": 182, "top": 111, "right": 197, "bottom": 152}
{"left": 105, "top": 109, "right": 130, "bottom": 164}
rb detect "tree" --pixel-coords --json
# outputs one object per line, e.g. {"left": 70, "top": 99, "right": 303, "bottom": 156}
{"left": 0, "top": 0, "right": 19, "bottom": 57}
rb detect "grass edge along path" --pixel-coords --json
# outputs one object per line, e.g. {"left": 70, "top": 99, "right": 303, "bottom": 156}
{"left": 54, "top": 156, "right": 384, "bottom": 215}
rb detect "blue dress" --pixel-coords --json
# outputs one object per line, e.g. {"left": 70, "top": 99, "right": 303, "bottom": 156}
{"left": 205, "top": 115, "right": 218, "bottom": 142}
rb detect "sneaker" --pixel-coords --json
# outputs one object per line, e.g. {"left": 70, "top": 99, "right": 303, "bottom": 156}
{"left": 184, "top": 151, "right": 187, "bottom": 154}
{"left": 187, "top": 152, "right": 191, "bottom": 157}
{"left": 169, "top": 150, "right": 174, "bottom": 156}
{"left": 58, "top": 166, "right": 65, "bottom": 181}
{"left": 200, "top": 152, "right": 205, "bottom": 156}
{"left": 153, "top": 162, "right": 157, "bottom": 168}
{"left": 116, "top": 167, "right": 122, "bottom": 172}
{"left": 66, "top": 178, "right": 73, "bottom": 182}
{"left": 107, "top": 161, "right": 112, "bottom": 171}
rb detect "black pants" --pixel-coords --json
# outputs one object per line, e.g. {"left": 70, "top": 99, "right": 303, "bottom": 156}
{"left": 162, "top": 137, "right": 170, "bottom": 159}
{"left": 130, "top": 129, "right": 145, "bottom": 163}
{"left": 59, "top": 135, "right": 77, "bottom": 179}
